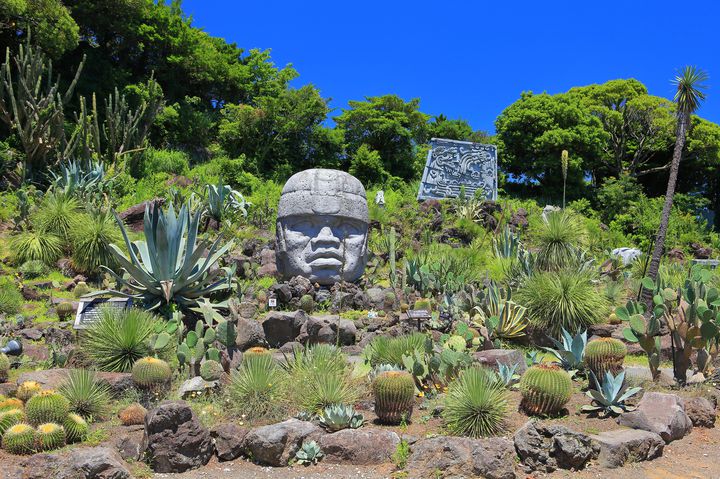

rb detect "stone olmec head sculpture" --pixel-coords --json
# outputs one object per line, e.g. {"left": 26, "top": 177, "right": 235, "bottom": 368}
{"left": 276, "top": 168, "right": 369, "bottom": 285}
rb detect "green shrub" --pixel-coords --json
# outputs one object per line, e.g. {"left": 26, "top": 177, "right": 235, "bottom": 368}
{"left": 0, "top": 278, "right": 22, "bottom": 315}
{"left": 25, "top": 390, "right": 71, "bottom": 426}
{"left": 63, "top": 413, "right": 89, "bottom": 443}
{"left": 518, "top": 270, "right": 609, "bottom": 336}
{"left": 9, "top": 230, "right": 63, "bottom": 265}
{"left": 35, "top": 422, "right": 66, "bottom": 451}
{"left": 69, "top": 209, "right": 121, "bottom": 274}
{"left": 372, "top": 370, "right": 415, "bottom": 425}
{"left": 80, "top": 308, "right": 159, "bottom": 372}
{"left": 58, "top": 369, "right": 111, "bottom": 420}
{"left": 31, "top": 192, "right": 81, "bottom": 240}
{"left": 227, "top": 353, "right": 287, "bottom": 421}
{"left": 443, "top": 367, "right": 508, "bottom": 437}
{"left": 364, "top": 333, "right": 428, "bottom": 368}
{"left": 18, "top": 259, "right": 49, "bottom": 278}
{"left": 2, "top": 423, "right": 35, "bottom": 454}
{"left": 533, "top": 210, "right": 584, "bottom": 271}
{"left": 519, "top": 364, "right": 572, "bottom": 415}
{"left": 142, "top": 148, "right": 190, "bottom": 176}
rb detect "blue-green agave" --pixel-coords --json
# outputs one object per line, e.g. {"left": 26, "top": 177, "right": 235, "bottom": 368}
{"left": 542, "top": 328, "right": 587, "bottom": 375}
{"left": 581, "top": 370, "right": 642, "bottom": 417}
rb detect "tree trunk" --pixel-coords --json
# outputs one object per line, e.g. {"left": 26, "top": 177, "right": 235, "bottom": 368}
{"left": 642, "top": 111, "right": 690, "bottom": 307}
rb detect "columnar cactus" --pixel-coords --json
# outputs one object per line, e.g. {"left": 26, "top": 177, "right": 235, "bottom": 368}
{"left": 200, "top": 360, "right": 224, "bottom": 381}
{"left": 2, "top": 423, "right": 35, "bottom": 454}
{"left": 25, "top": 390, "right": 70, "bottom": 426}
{"left": 35, "top": 423, "right": 66, "bottom": 451}
{"left": 0, "top": 408, "right": 24, "bottom": 435}
{"left": 131, "top": 357, "right": 172, "bottom": 389}
{"left": 372, "top": 371, "right": 415, "bottom": 424}
{"left": 118, "top": 403, "right": 147, "bottom": 426}
{"left": 519, "top": 364, "right": 572, "bottom": 415}
{"left": 63, "top": 413, "right": 89, "bottom": 443}
{"left": 585, "top": 338, "right": 627, "bottom": 380}
{"left": 16, "top": 380, "right": 42, "bottom": 402}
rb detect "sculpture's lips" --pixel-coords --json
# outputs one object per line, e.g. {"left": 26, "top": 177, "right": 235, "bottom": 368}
{"left": 308, "top": 250, "right": 343, "bottom": 268}
{"left": 309, "top": 257, "right": 343, "bottom": 268}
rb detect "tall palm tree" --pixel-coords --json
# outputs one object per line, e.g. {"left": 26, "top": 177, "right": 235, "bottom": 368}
{"left": 644, "top": 67, "right": 708, "bottom": 299}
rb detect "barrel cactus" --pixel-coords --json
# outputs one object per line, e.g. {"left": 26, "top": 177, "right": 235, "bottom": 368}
{"left": 25, "top": 390, "right": 70, "bottom": 426}
{"left": 244, "top": 346, "right": 271, "bottom": 360}
{"left": 299, "top": 294, "right": 315, "bottom": 313}
{"left": 63, "top": 413, "right": 89, "bottom": 443}
{"left": 0, "top": 408, "right": 24, "bottom": 435}
{"left": 2, "top": 423, "right": 35, "bottom": 454}
{"left": 131, "top": 357, "right": 172, "bottom": 389}
{"left": 56, "top": 301, "right": 75, "bottom": 320}
{"left": 118, "top": 403, "right": 147, "bottom": 426}
{"left": 0, "top": 397, "right": 24, "bottom": 412}
{"left": 35, "top": 422, "right": 66, "bottom": 451}
{"left": 519, "top": 364, "right": 572, "bottom": 415}
{"left": 585, "top": 338, "right": 627, "bottom": 380}
{"left": 73, "top": 281, "right": 91, "bottom": 297}
{"left": 372, "top": 370, "right": 415, "bottom": 424}
{"left": 413, "top": 299, "right": 431, "bottom": 311}
{"left": 200, "top": 360, "right": 224, "bottom": 381}
{"left": 16, "top": 380, "right": 42, "bottom": 402}
{"left": 0, "top": 352, "right": 9, "bottom": 382}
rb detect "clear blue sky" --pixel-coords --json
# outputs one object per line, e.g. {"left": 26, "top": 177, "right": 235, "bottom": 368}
{"left": 183, "top": 0, "right": 719, "bottom": 134}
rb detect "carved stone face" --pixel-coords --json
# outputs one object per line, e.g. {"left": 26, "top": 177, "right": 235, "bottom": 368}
{"left": 276, "top": 169, "right": 369, "bottom": 285}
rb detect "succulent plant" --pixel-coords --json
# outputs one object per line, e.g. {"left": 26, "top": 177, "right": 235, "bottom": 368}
{"left": 443, "top": 366, "right": 508, "bottom": 438}
{"left": 383, "top": 291, "right": 397, "bottom": 309}
{"left": 63, "top": 413, "right": 89, "bottom": 443}
{"left": 372, "top": 370, "right": 415, "bottom": 425}
{"left": 442, "top": 334, "right": 467, "bottom": 352}
{"left": 582, "top": 370, "right": 642, "bottom": 417}
{"left": 35, "top": 422, "right": 66, "bottom": 451}
{"left": 0, "top": 397, "right": 24, "bottom": 412}
{"left": 16, "top": 380, "right": 43, "bottom": 402}
{"left": 299, "top": 294, "right": 315, "bottom": 313}
{"left": 584, "top": 338, "right": 626, "bottom": 381}
{"left": 0, "top": 352, "right": 9, "bottom": 382}
{"left": 2, "top": 423, "right": 36, "bottom": 454}
{"left": 319, "top": 404, "right": 365, "bottom": 432}
{"left": 0, "top": 408, "right": 25, "bottom": 435}
{"left": 200, "top": 360, "right": 224, "bottom": 381}
{"left": 617, "top": 300, "right": 661, "bottom": 380}
{"left": 542, "top": 328, "right": 587, "bottom": 375}
{"left": 25, "top": 390, "right": 71, "bottom": 426}
{"left": 496, "top": 362, "right": 521, "bottom": 388}
{"left": 295, "top": 440, "right": 324, "bottom": 466}
{"left": 243, "top": 346, "right": 271, "bottom": 361}
{"left": 56, "top": 301, "right": 75, "bottom": 320}
{"left": 131, "top": 357, "right": 172, "bottom": 389}
{"left": 118, "top": 403, "right": 148, "bottom": 426}
{"left": 18, "top": 259, "right": 49, "bottom": 278}
{"left": 519, "top": 364, "right": 572, "bottom": 416}
{"left": 73, "top": 281, "right": 91, "bottom": 297}
{"left": 413, "top": 299, "right": 432, "bottom": 311}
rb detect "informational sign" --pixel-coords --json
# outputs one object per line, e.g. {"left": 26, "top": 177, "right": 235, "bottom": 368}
{"left": 407, "top": 309, "right": 431, "bottom": 331}
{"left": 73, "top": 297, "right": 133, "bottom": 330}
{"left": 418, "top": 138, "right": 498, "bottom": 201}
{"left": 268, "top": 297, "right": 277, "bottom": 308}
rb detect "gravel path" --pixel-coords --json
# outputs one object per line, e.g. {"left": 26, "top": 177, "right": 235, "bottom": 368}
{"left": 154, "top": 460, "right": 395, "bottom": 479}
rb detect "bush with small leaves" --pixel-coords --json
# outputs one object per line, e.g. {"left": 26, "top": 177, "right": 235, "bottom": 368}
{"left": 585, "top": 338, "right": 627, "bottom": 381}
{"left": 35, "top": 423, "right": 66, "bottom": 451}
{"left": 25, "top": 390, "right": 71, "bottom": 426}
{"left": 2, "top": 423, "right": 35, "bottom": 454}
{"left": 118, "top": 403, "right": 147, "bottom": 426}
{"left": 200, "top": 360, "right": 224, "bottom": 381}
{"left": 519, "top": 364, "right": 572, "bottom": 416}
{"left": 63, "top": 413, "right": 89, "bottom": 443}
{"left": 0, "top": 278, "right": 23, "bottom": 315}
{"left": 131, "top": 357, "right": 172, "bottom": 389}
{"left": 0, "top": 408, "right": 24, "bottom": 435}
{"left": 372, "top": 370, "right": 415, "bottom": 425}
{"left": 16, "top": 381, "right": 42, "bottom": 402}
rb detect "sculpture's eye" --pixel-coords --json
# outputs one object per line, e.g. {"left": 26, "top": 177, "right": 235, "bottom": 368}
{"left": 287, "top": 219, "right": 314, "bottom": 232}
{"left": 338, "top": 221, "right": 362, "bottom": 236}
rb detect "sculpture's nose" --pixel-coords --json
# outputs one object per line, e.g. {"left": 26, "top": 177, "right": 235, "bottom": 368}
{"left": 311, "top": 225, "right": 341, "bottom": 247}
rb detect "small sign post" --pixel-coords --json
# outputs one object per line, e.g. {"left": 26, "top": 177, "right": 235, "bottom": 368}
{"left": 74, "top": 297, "right": 133, "bottom": 330}
{"left": 407, "top": 309, "right": 431, "bottom": 331}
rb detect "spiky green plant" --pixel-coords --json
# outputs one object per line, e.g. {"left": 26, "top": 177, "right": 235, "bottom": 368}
{"left": 519, "top": 364, "right": 572, "bottom": 416}
{"left": 25, "top": 390, "right": 70, "bottom": 426}
{"left": 80, "top": 307, "right": 159, "bottom": 372}
{"left": 63, "top": 413, "right": 89, "bottom": 443}
{"left": 131, "top": 357, "right": 172, "bottom": 389}
{"left": 518, "top": 270, "right": 609, "bottom": 336}
{"left": 56, "top": 301, "right": 75, "bottom": 320}
{"left": 0, "top": 278, "right": 22, "bottom": 316}
{"left": 97, "top": 202, "right": 235, "bottom": 313}
{"left": 0, "top": 352, "right": 9, "bottom": 382}
{"left": 70, "top": 209, "right": 121, "bottom": 274}
{"left": 584, "top": 338, "right": 627, "bottom": 381}
{"left": 364, "top": 333, "right": 429, "bottom": 368}
{"left": 443, "top": 367, "right": 508, "bottom": 437}
{"left": 372, "top": 370, "right": 415, "bottom": 425}
{"left": 35, "top": 422, "right": 66, "bottom": 451}
{"left": 319, "top": 404, "right": 365, "bottom": 432}
{"left": 534, "top": 210, "right": 583, "bottom": 271}
{"left": 74, "top": 281, "right": 91, "bottom": 297}
{"left": 9, "top": 229, "right": 63, "bottom": 265}
{"left": 58, "top": 369, "right": 111, "bottom": 420}
{"left": 0, "top": 408, "right": 24, "bottom": 435}
{"left": 118, "top": 403, "right": 147, "bottom": 426}
{"left": 227, "top": 353, "right": 287, "bottom": 421}
{"left": 299, "top": 294, "right": 315, "bottom": 313}
{"left": 18, "top": 259, "right": 48, "bottom": 278}
{"left": 16, "top": 380, "right": 42, "bottom": 402}
{"left": 31, "top": 192, "right": 81, "bottom": 240}
{"left": 295, "top": 440, "right": 324, "bottom": 466}
{"left": 200, "top": 360, "right": 224, "bottom": 381}
{"left": 0, "top": 398, "right": 23, "bottom": 411}
{"left": 2, "top": 423, "right": 35, "bottom": 454}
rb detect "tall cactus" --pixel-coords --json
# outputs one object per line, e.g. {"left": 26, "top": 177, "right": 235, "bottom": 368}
{"left": 617, "top": 299, "right": 661, "bottom": 380}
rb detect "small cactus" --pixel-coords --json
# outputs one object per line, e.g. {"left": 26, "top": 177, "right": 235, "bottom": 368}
{"left": 0, "top": 408, "right": 25, "bottom": 435}
{"left": 0, "top": 353, "right": 9, "bottom": 382}
{"left": 73, "top": 281, "right": 91, "bottom": 298}
{"left": 383, "top": 291, "right": 396, "bottom": 309}
{"left": 243, "top": 346, "right": 271, "bottom": 359}
{"left": 56, "top": 301, "right": 75, "bottom": 320}
{"left": 519, "top": 364, "right": 572, "bottom": 416}
{"left": 372, "top": 370, "right": 415, "bottom": 425}
{"left": 585, "top": 338, "right": 627, "bottom": 380}
{"left": 413, "top": 299, "right": 431, "bottom": 311}
{"left": 63, "top": 413, "right": 89, "bottom": 443}
{"left": 2, "top": 423, "right": 35, "bottom": 454}
{"left": 131, "top": 357, "right": 172, "bottom": 389}
{"left": 118, "top": 403, "right": 147, "bottom": 426}
{"left": 200, "top": 360, "right": 224, "bottom": 381}
{"left": 35, "top": 422, "right": 66, "bottom": 451}
{"left": 0, "top": 397, "right": 24, "bottom": 412}
{"left": 299, "top": 294, "right": 315, "bottom": 313}
{"left": 16, "top": 380, "right": 42, "bottom": 402}
{"left": 25, "top": 390, "right": 70, "bottom": 426}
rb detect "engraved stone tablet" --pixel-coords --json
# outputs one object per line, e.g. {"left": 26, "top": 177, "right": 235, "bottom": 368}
{"left": 73, "top": 297, "right": 133, "bottom": 330}
{"left": 418, "top": 138, "right": 498, "bottom": 200}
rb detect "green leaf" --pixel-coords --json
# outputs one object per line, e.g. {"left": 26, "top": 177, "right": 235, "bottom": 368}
{"left": 641, "top": 277, "right": 655, "bottom": 291}
{"left": 622, "top": 327, "right": 639, "bottom": 342}
{"left": 186, "top": 331, "right": 198, "bottom": 348}
{"left": 629, "top": 315, "right": 645, "bottom": 334}
{"left": 154, "top": 332, "right": 171, "bottom": 351}
{"left": 615, "top": 306, "right": 630, "bottom": 322}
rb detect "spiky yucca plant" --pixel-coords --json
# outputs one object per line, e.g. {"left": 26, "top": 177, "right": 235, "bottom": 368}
{"left": 16, "top": 381, "right": 42, "bottom": 402}
{"left": 443, "top": 367, "right": 508, "bottom": 437}
{"left": 131, "top": 357, "right": 172, "bottom": 389}
{"left": 70, "top": 209, "right": 121, "bottom": 275}
{"left": 63, "top": 413, "right": 89, "bottom": 443}
{"left": 58, "top": 369, "right": 111, "bottom": 419}
{"left": 200, "top": 360, "right": 224, "bottom": 381}
{"left": 25, "top": 390, "right": 71, "bottom": 426}
{"left": 372, "top": 370, "right": 415, "bottom": 424}
{"left": 228, "top": 353, "right": 287, "bottom": 421}
{"left": 519, "top": 364, "right": 572, "bottom": 416}
{"left": 9, "top": 229, "right": 63, "bottom": 265}
{"left": 31, "top": 192, "right": 81, "bottom": 240}
{"left": 585, "top": 338, "right": 627, "bottom": 381}
{"left": 0, "top": 408, "right": 24, "bottom": 435}
{"left": 364, "top": 333, "right": 428, "bottom": 367}
{"left": 534, "top": 210, "right": 584, "bottom": 271}
{"left": 35, "top": 423, "right": 66, "bottom": 451}
{"left": 2, "top": 423, "right": 35, "bottom": 454}
{"left": 118, "top": 403, "right": 147, "bottom": 426}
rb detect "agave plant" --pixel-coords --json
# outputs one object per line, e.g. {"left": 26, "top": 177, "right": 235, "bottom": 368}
{"left": 542, "top": 328, "right": 587, "bottom": 376}
{"left": 496, "top": 362, "right": 521, "bottom": 388}
{"left": 50, "top": 160, "right": 109, "bottom": 200}
{"left": 203, "top": 181, "right": 249, "bottom": 228}
{"left": 472, "top": 283, "right": 528, "bottom": 340}
{"left": 295, "top": 440, "right": 323, "bottom": 466}
{"left": 319, "top": 404, "right": 365, "bottom": 432}
{"left": 581, "top": 370, "right": 642, "bottom": 417}
{"left": 98, "top": 202, "right": 235, "bottom": 313}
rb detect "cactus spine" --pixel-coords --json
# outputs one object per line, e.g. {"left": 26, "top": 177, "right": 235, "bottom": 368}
{"left": 16, "top": 380, "right": 42, "bottom": 402}
{"left": 585, "top": 338, "right": 627, "bottom": 380}
{"left": 131, "top": 357, "right": 172, "bottom": 389}
{"left": 519, "top": 364, "right": 572, "bottom": 415}
{"left": 25, "top": 390, "right": 70, "bottom": 426}
{"left": 63, "top": 413, "right": 89, "bottom": 443}
{"left": 35, "top": 423, "right": 66, "bottom": 451}
{"left": 372, "top": 371, "right": 415, "bottom": 424}
{"left": 2, "top": 423, "right": 35, "bottom": 454}
{"left": 0, "top": 397, "right": 24, "bottom": 412}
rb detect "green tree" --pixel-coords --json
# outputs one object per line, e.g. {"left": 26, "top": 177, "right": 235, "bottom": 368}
{"left": 427, "top": 114, "right": 473, "bottom": 141}
{"left": 0, "top": 0, "right": 79, "bottom": 58}
{"left": 335, "top": 95, "right": 429, "bottom": 180}
{"left": 349, "top": 144, "right": 388, "bottom": 186}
